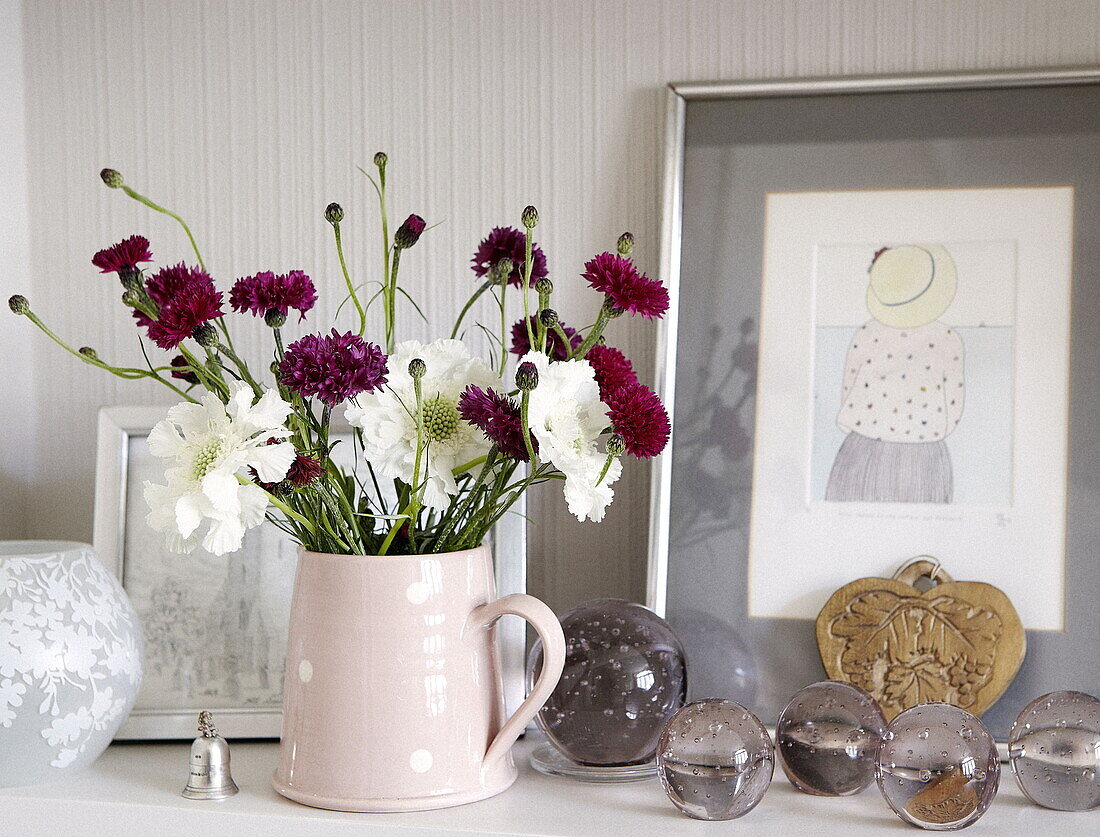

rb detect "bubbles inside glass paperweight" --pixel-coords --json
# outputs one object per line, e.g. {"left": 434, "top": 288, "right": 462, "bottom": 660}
{"left": 776, "top": 680, "right": 886, "bottom": 796}
{"left": 657, "top": 699, "right": 774, "bottom": 820}
{"left": 875, "top": 703, "right": 999, "bottom": 830}
{"left": 1009, "top": 690, "right": 1100, "bottom": 811}
{"left": 527, "top": 598, "right": 686, "bottom": 773}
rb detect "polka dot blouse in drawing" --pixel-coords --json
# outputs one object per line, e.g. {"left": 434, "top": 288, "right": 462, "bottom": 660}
{"left": 835, "top": 319, "right": 965, "bottom": 443}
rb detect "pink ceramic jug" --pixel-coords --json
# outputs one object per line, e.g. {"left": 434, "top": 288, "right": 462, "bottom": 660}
{"left": 272, "top": 544, "right": 566, "bottom": 812}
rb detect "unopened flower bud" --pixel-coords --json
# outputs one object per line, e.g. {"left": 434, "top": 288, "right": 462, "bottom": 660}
{"left": 394, "top": 214, "right": 426, "bottom": 249}
{"left": 491, "top": 257, "right": 515, "bottom": 285}
{"left": 616, "top": 231, "right": 635, "bottom": 256}
{"left": 606, "top": 433, "right": 626, "bottom": 457}
{"left": 516, "top": 361, "right": 538, "bottom": 391}
{"left": 324, "top": 202, "right": 344, "bottom": 224}
{"left": 121, "top": 290, "right": 141, "bottom": 307}
{"left": 538, "top": 308, "right": 558, "bottom": 328}
{"left": 8, "top": 294, "right": 29, "bottom": 315}
{"left": 192, "top": 323, "right": 219, "bottom": 348}
{"left": 534, "top": 277, "right": 553, "bottom": 295}
{"left": 373, "top": 151, "right": 388, "bottom": 170}
{"left": 264, "top": 309, "right": 287, "bottom": 328}
{"left": 521, "top": 205, "right": 539, "bottom": 229}
{"left": 100, "top": 168, "right": 124, "bottom": 188}
{"left": 408, "top": 357, "right": 426, "bottom": 380}
{"left": 78, "top": 346, "right": 99, "bottom": 360}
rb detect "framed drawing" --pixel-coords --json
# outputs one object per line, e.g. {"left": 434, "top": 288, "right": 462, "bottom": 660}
{"left": 649, "top": 68, "right": 1100, "bottom": 739}
{"left": 94, "top": 406, "right": 527, "bottom": 739}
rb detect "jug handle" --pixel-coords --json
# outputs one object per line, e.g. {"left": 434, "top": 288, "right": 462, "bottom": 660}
{"left": 470, "top": 593, "right": 565, "bottom": 773}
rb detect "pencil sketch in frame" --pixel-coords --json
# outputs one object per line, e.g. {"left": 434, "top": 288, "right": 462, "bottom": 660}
{"left": 94, "top": 406, "right": 528, "bottom": 740}
{"left": 648, "top": 68, "right": 1100, "bottom": 739}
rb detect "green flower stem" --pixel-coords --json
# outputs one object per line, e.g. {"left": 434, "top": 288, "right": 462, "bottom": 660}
{"left": 376, "top": 513, "right": 407, "bottom": 556}
{"left": 406, "top": 375, "right": 427, "bottom": 549}
{"left": 21, "top": 309, "right": 198, "bottom": 401}
{"left": 551, "top": 323, "right": 574, "bottom": 358}
{"left": 497, "top": 279, "right": 508, "bottom": 377}
{"left": 521, "top": 229, "right": 536, "bottom": 350}
{"left": 120, "top": 184, "right": 206, "bottom": 271}
{"left": 378, "top": 167, "right": 391, "bottom": 314}
{"left": 237, "top": 474, "right": 316, "bottom": 535}
{"left": 519, "top": 391, "right": 538, "bottom": 466}
{"left": 115, "top": 180, "right": 241, "bottom": 355}
{"left": 594, "top": 450, "right": 616, "bottom": 486}
{"left": 216, "top": 342, "right": 262, "bottom": 397}
{"left": 430, "top": 448, "right": 498, "bottom": 552}
{"left": 535, "top": 284, "right": 552, "bottom": 353}
{"left": 452, "top": 454, "right": 487, "bottom": 476}
{"left": 450, "top": 280, "right": 493, "bottom": 339}
{"left": 385, "top": 247, "right": 401, "bottom": 354}
{"left": 573, "top": 305, "right": 612, "bottom": 359}
{"left": 151, "top": 373, "right": 199, "bottom": 402}
{"left": 179, "top": 344, "right": 228, "bottom": 399}
{"left": 536, "top": 314, "right": 547, "bottom": 354}
{"left": 379, "top": 375, "right": 428, "bottom": 556}
{"left": 332, "top": 222, "right": 366, "bottom": 336}
{"left": 324, "top": 470, "right": 362, "bottom": 548}
{"left": 317, "top": 486, "right": 358, "bottom": 552}
{"left": 457, "top": 459, "right": 515, "bottom": 549}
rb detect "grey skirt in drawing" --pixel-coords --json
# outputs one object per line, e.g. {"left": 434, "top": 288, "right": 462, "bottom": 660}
{"left": 825, "top": 432, "right": 953, "bottom": 503}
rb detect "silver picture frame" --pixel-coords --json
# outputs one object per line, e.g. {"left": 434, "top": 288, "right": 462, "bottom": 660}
{"left": 648, "top": 67, "right": 1100, "bottom": 739}
{"left": 94, "top": 406, "right": 527, "bottom": 740}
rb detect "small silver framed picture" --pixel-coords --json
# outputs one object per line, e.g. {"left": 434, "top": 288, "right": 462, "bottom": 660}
{"left": 94, "top": 406, "right": 527, "bottom": 740}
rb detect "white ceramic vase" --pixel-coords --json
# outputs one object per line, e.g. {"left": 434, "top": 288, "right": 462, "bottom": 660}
{"left": 0, "top": 541, "right": 143, "bottom": 787}
{"left": 272, "top": 543, "right": 566, "bottom": 812}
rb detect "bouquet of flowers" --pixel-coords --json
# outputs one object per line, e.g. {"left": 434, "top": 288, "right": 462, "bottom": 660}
{"left": 8, "top": 156, "right": 670, "bottom": 557}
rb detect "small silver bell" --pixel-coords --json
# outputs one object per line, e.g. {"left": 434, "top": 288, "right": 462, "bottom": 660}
{"left": 182, "top": 710, "right": 239, "bottom": 800}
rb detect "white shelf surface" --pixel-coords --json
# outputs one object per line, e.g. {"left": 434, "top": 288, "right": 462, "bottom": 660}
{"left": 3, "top": 736, "right": 1095, "bottom": 836}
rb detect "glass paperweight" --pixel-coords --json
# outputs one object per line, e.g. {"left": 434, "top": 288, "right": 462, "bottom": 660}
{"left": 875, "top": 703, "right": 999, "bottom": 830}
{"left": 776, "top": 680, "right": 886, "bottom": 796}
{"left": 527, "top": 598, "right": 686, "bottom": 780}
{"left": 1009, "top": 690, "right": 1100, "bottom": 811}
{"left": 656, "top": 699, "right": 774, "bottom": 820}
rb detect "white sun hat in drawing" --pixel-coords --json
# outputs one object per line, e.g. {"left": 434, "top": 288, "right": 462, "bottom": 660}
{"left": 866, "top": 244, "right": 957, "bottom": 329}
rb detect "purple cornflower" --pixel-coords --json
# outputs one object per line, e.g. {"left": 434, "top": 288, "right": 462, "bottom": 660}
{"left": 582, "top": 252, "right": 669, "bottom": 319}
{"left": 230, "top": 270, "right": 317, "bottom": 320}
{"left": 279, "top": 329, "right": 388, "bottom": 408}
{"left": 457, "top": 385, "right": 537, "bottom": 461}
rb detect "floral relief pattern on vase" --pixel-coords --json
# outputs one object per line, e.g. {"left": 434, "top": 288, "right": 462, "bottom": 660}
{"left": 0, "top": 542, "right": 143, "bottom": 784}
{"left": 828, "top": 590, "right": 1001, "bottom": 716}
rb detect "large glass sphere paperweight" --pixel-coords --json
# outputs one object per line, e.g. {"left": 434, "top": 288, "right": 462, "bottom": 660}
{"left": 527, "top": 598, "right": 687, "bottom": 774}
{"left": 1009, "top": 690, "right": 1100, "bottom": 811}
{"left": 776, "top": 680, "right": 886, "bottom": 796}
{"left": 657, "top": 699, "right": 774, "bottom": 820}
{"left": 875, "top": 703, "right": 999, "bottom": 830}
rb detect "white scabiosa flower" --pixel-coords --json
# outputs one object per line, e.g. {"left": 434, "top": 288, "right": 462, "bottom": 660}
{"left": 520, "top": 351, "right": 621, "bottom": 522}
{"left": 142, "top": 383, "right": 295, "bottom": 556}
{"left": 345, "top": 339, "right": 503, "bottom": 510}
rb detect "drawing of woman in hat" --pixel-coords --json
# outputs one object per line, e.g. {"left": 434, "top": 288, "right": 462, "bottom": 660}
{"left": 825, "top": 245, "right": 965, "bottom": 503}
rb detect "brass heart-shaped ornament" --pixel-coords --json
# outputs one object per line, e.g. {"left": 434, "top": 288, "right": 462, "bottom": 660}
{"left": 815, "top": 558, "right": 1025, "bottom": 720}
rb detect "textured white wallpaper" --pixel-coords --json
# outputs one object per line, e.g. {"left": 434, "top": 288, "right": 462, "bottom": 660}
{"left": 9, "top": 0, "right": 1100, "bottom": 608}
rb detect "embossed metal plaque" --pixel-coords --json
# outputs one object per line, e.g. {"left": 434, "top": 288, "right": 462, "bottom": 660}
{"left": 815, "top": 559, "right": 1026, "bottom": 720}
